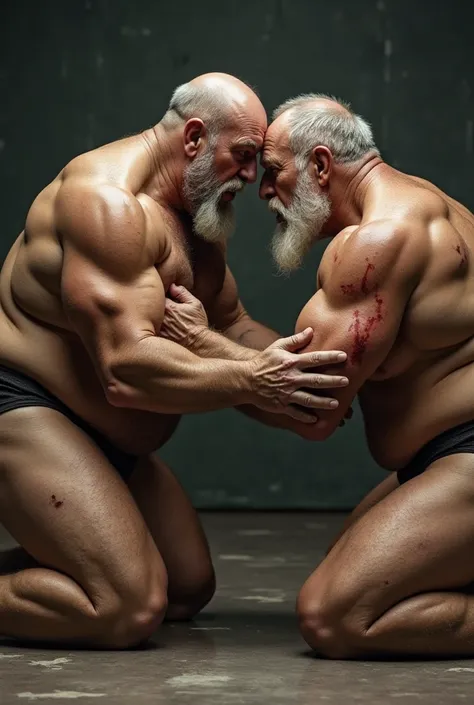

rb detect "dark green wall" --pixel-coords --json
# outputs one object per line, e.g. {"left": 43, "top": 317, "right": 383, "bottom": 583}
{"left": 2, "top": 1, "right": 474, "bottom": 507}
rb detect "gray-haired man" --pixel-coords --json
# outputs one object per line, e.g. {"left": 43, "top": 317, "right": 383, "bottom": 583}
{"left": 262, "top": 94, "right": 474, "bottom": 659}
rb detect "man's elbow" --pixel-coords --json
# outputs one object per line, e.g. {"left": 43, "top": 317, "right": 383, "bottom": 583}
{"left": 102, "top": 354, "right": 142, "bottom": 409}
{"left": 105, "top": 380, "right": 132, "bottom": 408}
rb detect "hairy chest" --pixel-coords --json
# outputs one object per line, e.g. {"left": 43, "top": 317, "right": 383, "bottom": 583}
{"left": 155, "top": 213, "right": 227, "bottom": 310}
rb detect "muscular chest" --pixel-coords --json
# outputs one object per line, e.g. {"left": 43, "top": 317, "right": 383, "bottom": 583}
{"left": 156, "top": 215, "right": 226, "bottom": 310}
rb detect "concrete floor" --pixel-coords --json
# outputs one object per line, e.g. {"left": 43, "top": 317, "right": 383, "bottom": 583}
{"left": 1, "top": 512, "right": 474, "bottom": 704}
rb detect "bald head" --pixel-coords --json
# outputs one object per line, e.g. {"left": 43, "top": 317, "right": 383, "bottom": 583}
{"left": 270, "top": 93, "right": 379, "bottom": 168}
{"left": 162, "top": 72, "right": 266, "bottom": 135}
{"left": 160, "top": 74, "right": 266, "bottom": 244}
{"left": 189, "top": 72, "right": 263, "bottom": 114}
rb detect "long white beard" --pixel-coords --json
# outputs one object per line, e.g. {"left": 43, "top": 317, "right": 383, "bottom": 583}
{"left": 269, "top": 168, "right": 331, "bottom": 273}
{"left": 183, "top": 145, "right": 244, "bottom": 243}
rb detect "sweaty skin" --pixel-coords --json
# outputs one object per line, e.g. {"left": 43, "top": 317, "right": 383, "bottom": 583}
{"left": 294, "top": 170, "right": 474, "bottom": 468}
{"left": 261, "top": 101, "right": 474, "bottom": 660}
{"left": 261, "top": 111, "right": 474, "bottom": 466}
{"left": 0, "top": 75, "right": 349, "bottom": 649}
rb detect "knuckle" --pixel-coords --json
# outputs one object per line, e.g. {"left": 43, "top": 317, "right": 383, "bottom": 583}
{"left": 279, "top": 385, "right": 294, "bottom": 400}
{"left": 280, "top": 358, "right": 294, "bottom": 371}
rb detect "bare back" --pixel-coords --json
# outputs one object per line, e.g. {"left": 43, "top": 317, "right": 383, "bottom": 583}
{"left": 0, "top": 134, "right": 226, "bottom": 454}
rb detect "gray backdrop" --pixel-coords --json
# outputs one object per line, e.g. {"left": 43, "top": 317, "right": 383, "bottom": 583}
{"left": 1, "top": 0, "right": 474, "bottom": 507}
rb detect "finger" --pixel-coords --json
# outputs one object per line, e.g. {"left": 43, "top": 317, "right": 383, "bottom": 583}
{"left": 169, "top": 283, "right": 195, "bottom": 303}
{"left": 283, "top": 405, "right": 319, "bottom": 424}
{"left": 164, "top": 298, "right": 176, "bottom": 310}
{"left": 295, "top": 350, "right": 347, "bottom": 368}
{"left": 272, "top": 328, "right": 314, "bottom": 352}
{"left": 295, "top": 373, "right": 349, "bottom": 389}
{"left": 289, "top": 391, "right": 339, "bottom": 410}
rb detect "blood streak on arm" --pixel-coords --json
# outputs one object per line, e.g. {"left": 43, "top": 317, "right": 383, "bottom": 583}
{"left": 349, "top": 291, "right": 384, "bottom": 365}
{"left": 293, "top": 225, "right": 422, "bottom": 440}
{"left": 360, "top": 258, "right": 375, "bottom": 294}
{"left": 337, "top": 260, "right": 384, "bottom": 365}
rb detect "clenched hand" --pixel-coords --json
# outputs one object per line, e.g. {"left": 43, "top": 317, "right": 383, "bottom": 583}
{"left": 161, "top": 284, "right": 208, "bottom": 348}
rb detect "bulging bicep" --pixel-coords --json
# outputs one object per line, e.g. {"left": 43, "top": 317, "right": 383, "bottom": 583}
{"left": 61, "top": 244, "right": 166, "bottom": 375}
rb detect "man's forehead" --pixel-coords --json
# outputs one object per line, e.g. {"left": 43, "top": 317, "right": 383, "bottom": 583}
{"left": 261, "top": 122, "right": 290, "bottom": 164}
{"left": 224, "top": 121, "right": 264, "bottom": 151}
{"left": 265, "top": 116, "right": 289, "bottom": 145}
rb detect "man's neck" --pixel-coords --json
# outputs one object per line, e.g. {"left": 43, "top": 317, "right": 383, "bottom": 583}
{"left": 326, "top": 153, "right": 385, "bottom": 233}
{"left": 140, "top": 124, "right": 186, "bottom": 212}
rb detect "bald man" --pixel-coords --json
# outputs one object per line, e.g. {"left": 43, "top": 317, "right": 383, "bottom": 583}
{"left": 258, "top": 94, "right": 474, "bottom": 659}
{"left": 0, "top": 75, "right": 349, "bottom": 649}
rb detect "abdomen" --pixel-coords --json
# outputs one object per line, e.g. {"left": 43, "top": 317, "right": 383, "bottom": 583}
{"left": 361, "top": 353, "right": 474, "bottom": 469}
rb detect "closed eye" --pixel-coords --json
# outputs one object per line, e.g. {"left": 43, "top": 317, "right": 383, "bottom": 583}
{"left": 237, "top": 150, "right": 253, "bottom": 161}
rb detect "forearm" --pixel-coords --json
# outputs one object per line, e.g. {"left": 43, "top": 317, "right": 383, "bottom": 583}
{"left": 189, "top": 316, "right": 280, "bottom": 362}
{"left": 190, "top": 327, "right": 259, "bottom": 361}
{"left": 224, "top": 315, "right": 281, "bottom": 351}
{"left": 106, "top": 337, "right": 252, "bottom": 414}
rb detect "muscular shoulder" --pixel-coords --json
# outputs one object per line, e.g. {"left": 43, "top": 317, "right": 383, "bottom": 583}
{"left": 55, "top": 180, "right": 168, "bottom": 275}
{"left": 319, "top": 219, "right": 429, "bottom": 304}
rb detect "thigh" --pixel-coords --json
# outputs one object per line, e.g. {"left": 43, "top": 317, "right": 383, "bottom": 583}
{"left": 326, "top": 472, "right": 399, "bottom": 554}
{"left": 128, "top": 455, "right": 213, "bottom": 601}
{"left": 0, "top": 407, "right": 166, "bottom": 611}
{"left": 300, "top": 453, "right": 474, "bottom": 627}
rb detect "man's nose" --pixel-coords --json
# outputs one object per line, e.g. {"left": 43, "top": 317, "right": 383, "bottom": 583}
{"left": 259, "top": 177, "right": 275, "bottom": 201}
{"left": 239, "top": 158, "right": 257, "bottom": 184}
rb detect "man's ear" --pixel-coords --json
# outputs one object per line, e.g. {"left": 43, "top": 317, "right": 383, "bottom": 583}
{"left": 184, "top": 118, "right": 206, "bottom": 158}
{"left": 310, "top": 146, "right": 332, "bottom": 187}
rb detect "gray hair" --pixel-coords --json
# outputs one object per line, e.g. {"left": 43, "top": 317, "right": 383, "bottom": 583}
{"left": 161, "top": 82, "right": 233, "bottom": 139}
{"left": 273, "top": 93, "right": 379, "bottom": 168}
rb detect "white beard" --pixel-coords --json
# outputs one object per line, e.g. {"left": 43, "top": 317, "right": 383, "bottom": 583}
{"left": 183, "top": 145, "right": 244, "bottom": 243}
{"left": 269, "top": 168, "right": 331, "bottom": 273}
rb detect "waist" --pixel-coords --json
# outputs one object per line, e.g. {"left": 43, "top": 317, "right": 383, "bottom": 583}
{"left": 0, "top": 360, "right": 181, "bottom": 455}
{"left": 362, "top": 365, "right": 474, "bottom": 469}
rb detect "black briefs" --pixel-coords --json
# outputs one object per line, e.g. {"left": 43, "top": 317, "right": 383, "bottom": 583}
{"left": 397, "top": 420, "right": 474, "bottom": 484}
{"left": 0, "top": 364, "right": 138, "bottom": 481}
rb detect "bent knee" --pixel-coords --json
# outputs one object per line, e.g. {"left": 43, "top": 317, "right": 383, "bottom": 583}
{"left": 95, "top": 586, "right": 169, "bottom": 649}
{"left": 297, "top": 589, "right": 360, "bottom": 660}
{"left": 166, "top": 568, "right": 216, "bottom": 622}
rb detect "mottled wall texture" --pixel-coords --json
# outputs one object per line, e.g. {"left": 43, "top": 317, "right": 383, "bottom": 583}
{"left": 1, "top": 0, "right": 474, "bottom": 507}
